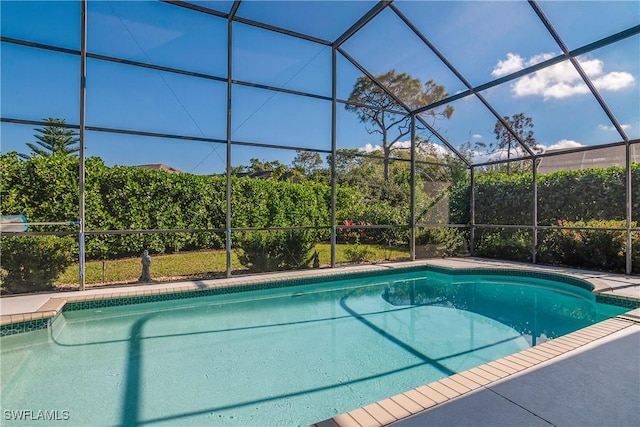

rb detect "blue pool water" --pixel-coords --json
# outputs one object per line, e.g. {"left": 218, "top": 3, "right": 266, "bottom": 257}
{"left": 0, "top": 270, "right": 627, "bottom": 426}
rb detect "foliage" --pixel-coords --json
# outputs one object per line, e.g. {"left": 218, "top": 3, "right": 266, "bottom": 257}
{"left": 0, "top": 236, "right": 76, "bottom": 294}
{"left": 20, "top": 118, "right": 79, "bottom": 159}
{"left": 538, "top": 219, "right": 638, "bottom": 273}
{"left": 1, "top": 153, "right": 362, "bottom": 259}
{"left": 346, "top": 70, "right": 453, "bottom": 180}
{"left": 473, "top": 113, "right": 539, "bottom": 172}
{"left": 231, "top": 177, "right": 331, "bottom": 230}
{"left": 340, "top": 199, "right": 409, "bottom": 245}
{"left": 0, "top": 152, "right": 82, "bottom": 237}
{"left": 416, "top": 227, "right": 465, "bottom": 256}
{"left": 236, "top": 230, "right": 317, "bottom": 272}
{"left": 343, "top": 240, "right": 375, "bottom": 263}
{"left": 291, "top": 150, "right": 323, "bottom": 180}
{"left": 474, "top": 171, "right": 534, "bottom": 225}
{"left": 474, "top": 229, "right": 532, "bottom": 262}
{"left": 537, "top": 166, "right": 629, "bottom": 224}
{"left": 449, "top": 164, "right": 640, "bottom": 226}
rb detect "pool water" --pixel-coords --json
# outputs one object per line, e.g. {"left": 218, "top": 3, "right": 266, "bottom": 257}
{"left": 0, "top": 270, "right": 626, "bottom": 426}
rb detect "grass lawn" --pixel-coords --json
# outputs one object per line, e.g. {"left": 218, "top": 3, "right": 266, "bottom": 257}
{"left": 55, "top": 243, "right": 410, "bottom": 288}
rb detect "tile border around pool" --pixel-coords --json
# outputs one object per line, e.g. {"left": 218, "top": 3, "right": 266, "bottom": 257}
{"left": 311, "top": 312, "right": 640, "bottom": 427}
{"left": 1, "top": 261, "right": 638, "bottom": 337}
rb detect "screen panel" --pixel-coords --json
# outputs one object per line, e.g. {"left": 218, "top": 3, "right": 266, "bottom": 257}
{"left": 1, "top": 1, "right": 80, "bottom": 49}
{"left": 231, "top": 85, "right": 331, "bottom": 150}
{"left": 537, "top": 145, "right": 627, "bottom": 226}
{"left": 395, "top": 0, "right": 558, "bottom": 87}
{"left": 1, "top": 44, "right": 80, "bottom": 122}
{"left": 88, "top": 0, "right": 227, "bottom": 77}
{"left": 86, "top": 59, "right": 227, "bottom": 139}
{"left": 233, "top": 22, "right": 331, "bottom": 96}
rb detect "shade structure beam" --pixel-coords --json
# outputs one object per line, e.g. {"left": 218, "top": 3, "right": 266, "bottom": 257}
{"left": 228, "top": 0, "right": 241, "bottom": 19}
{"left": 390, "top": 3, "right": 536, "bottom": 160}
{"left": 163, "top": 0, "right": 331, "bottom": 46}
{"left": 225, "top": 7, "right": 234, "bottom": 278}
{"left": 412, "top": 25, "right": 640, "bottom": 119}
{"left": 330, "top": 47, "right": 338, "bottom": 268}
{"left": 77, "top": 0, "right": 88, "bottom": 291}
{"left": 332, "top": 1, "right": 392, "bottom": 48}
{"left": 162, "top": 0, "right": 228, "bottom": 18}
{"left": 337, "top": 47, "right": 471, "bottom": 167}
{"left": 528, "top": 0, "right": 630, "bottom": 144}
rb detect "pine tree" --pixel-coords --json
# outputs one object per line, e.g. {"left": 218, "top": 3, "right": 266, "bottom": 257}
{"left": 346, "top": 70, "right": 453, "bottom": 180}
{"left": 19, "top": 118, "right": 79, "bottom": 159}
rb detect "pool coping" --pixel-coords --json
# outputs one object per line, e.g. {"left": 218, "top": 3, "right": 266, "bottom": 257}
{"left": 1, "top": 259, "right": 638, "bottom": 333}
{"left": 2, "top": 260, "right": 637, "bottom": 334}
{"left": 310, "top": 313, "right": 640, "bottom": 427}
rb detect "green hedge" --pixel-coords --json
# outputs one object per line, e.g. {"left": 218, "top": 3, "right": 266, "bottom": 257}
{"left": 450, "top": 164, "right": 640, "bottom": 225}
{"left": 451, "top": 164, "right": 639, "bottom": 273}
{"left": 0, "top": 153, "right": 364, "bottom": 259}
{"left": 538, "top": 219, "right": 639, "bottom": 273}
{"left": 0, "top": 236, "right": 76, "bottom": 294}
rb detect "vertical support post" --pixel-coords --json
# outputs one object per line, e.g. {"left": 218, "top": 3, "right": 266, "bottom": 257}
{"left": 78, "top": 0, "right": 87, "bottom": 291}
{"left": 470, "top": 166, "right": 475, "bottom": 256}
{"left": 625, "top": 142, "right": 632, "bottom": 275}
{"left": 330, "top": 48, "right": 337, "bottom": 268}
{"left": 410, "top": 115, "right": 416, "bottom": 261}
{"left": 532, "top": 157, "right": 538, "bottom": 264}
{"left": 225, "top": 18, "right": 233, "bottom": 278}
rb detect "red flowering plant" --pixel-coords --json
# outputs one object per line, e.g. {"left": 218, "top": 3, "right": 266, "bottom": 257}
{"left": 339, "top": 219, "right": 373, "bottom": 243}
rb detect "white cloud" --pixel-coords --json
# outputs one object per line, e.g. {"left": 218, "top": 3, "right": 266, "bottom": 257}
{"left": 472, "top": 134, "right": 483, "bottom": 140}
{"left": 539, "top": 139, "right": 585, "bottom": 152}
{"left": 359, "top": 140, "right": 450, "bottom": 158}
{"left": 598, "top": 124, "right": 631, "bottom": 131}
{"left": 360, "top": 143, "right": 382, "bottom": 153}
{"left": 492, "top": 53, "right": 635, "bottom": 99}
{"left": 491, "top": 53, "right": 524, "bottom": 77}
{"left": 593, "top": 72, "right": 636, "bottom": 91}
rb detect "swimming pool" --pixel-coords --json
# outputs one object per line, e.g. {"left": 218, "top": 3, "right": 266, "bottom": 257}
{"left": 0, "top": 268, "right": 628, "bottom": 426}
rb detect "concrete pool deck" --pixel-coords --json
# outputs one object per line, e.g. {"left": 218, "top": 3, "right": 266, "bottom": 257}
{"left": 1, "top": 258, "right": 639, "bottom": 426}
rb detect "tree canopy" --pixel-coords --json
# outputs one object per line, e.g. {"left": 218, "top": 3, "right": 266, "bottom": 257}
{"left": 20, "top": 118, "right": 79, "bottom": 159}
{"left": 472, "top": 113, "right": 539, "bottom": 173}
{"left": 346, "top": 70, "right": 453, "bottom": 180}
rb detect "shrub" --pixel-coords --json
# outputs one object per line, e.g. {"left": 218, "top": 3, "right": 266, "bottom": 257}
{"left": 343, "top": 240, "right": 375, "bottom": 263}
{"left": 450, "top": 165, "right": 640, "bottom": 226}
{"left": 416, "top": 227, "right": 466, "bottom": 256}
{"left": 236, "top": 230, "right": 317, "bottom": 272}
{"left": 0, "top": 236, "right": 76, "bottom": 294}
{"left": 475, "top": 229, "right": 531, "bottom": 262}
{"left": 538, "top": 219, "right": 634, "bottom": 272}
{"left": 340, "top": 201, "right": 409, "bottom": 245}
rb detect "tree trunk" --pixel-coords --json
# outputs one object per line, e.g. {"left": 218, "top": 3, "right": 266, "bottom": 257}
{"left": 383, "top": 145, "right": 390, "bottom": 181}
{"left": 383, "top": 125, "right": 390, "bottom": 181}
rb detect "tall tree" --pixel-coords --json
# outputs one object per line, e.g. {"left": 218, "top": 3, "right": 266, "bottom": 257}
{"left": 475, "top": 113, "right": 538, "bottom": 172}
{"left": 291, "top": 150, "right": 322, "bottom": 178}
{"left": 346, "top": 70, "right": 453, "bottom": 180}
{"left": 493, "top": 113, "right": 537, "bottom": 161}
{"left": 247, "top": 158, "right": 288, "bottom": 180}
{"left": 20, "top": 118, "right": 79, "bottom": 159}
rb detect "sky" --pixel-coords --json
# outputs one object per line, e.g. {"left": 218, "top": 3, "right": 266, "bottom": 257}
{"left": 1, "top": 0, "right": 639, "bottom": 174}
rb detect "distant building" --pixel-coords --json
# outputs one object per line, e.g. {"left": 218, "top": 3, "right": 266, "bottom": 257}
{"left": 537, "top": 144, "right": 639, "bottom": 174}
{"left": 136, "top": 164, "right": 183, "bottom": 174}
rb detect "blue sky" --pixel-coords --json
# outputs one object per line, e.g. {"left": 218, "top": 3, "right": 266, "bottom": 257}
{"left": 1, "top": 0, "right": 638, "bottom": 174}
